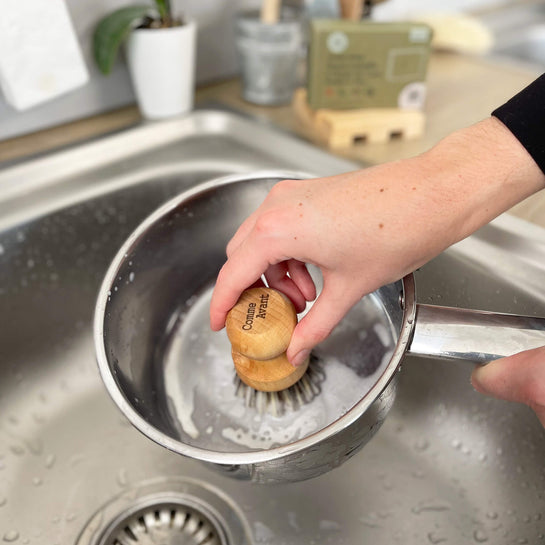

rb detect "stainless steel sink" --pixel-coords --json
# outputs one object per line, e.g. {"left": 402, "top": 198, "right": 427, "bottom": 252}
{"left": 1, "top": 110, "right": 545, "bottom": 544}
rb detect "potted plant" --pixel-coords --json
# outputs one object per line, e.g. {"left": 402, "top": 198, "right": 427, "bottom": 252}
{"left": 93, "top": 0, "right": 196, "bottom": 119}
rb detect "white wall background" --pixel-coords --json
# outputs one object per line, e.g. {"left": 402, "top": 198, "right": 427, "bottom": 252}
{"left": 372, "top": 0, "right": 511, "bottom": 20}
{"left": 0, "top": 0, "right": 513, "bottom": 141}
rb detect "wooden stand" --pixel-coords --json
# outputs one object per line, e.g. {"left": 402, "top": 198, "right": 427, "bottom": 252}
{"left": 226, "top": 287, "right": 309, "bottom": 392}
{"left": 292, "top": 88, "right": 425, "bottom": 150}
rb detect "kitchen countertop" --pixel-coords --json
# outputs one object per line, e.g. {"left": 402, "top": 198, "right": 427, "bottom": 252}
{"left": 0, "top": 51, "right": 544, "bottom": 226}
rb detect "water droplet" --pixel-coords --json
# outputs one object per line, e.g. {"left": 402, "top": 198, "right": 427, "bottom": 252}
{"left": 473, "top": 529, "right": 488, "bottom": 542}
{"left": 65, "top": 512, "right": 77, "bottom": 522}
{"left": 26, "top": 438, "right": 43, "bottom": 456}
{"left": 129, "top": 272, "right": 135, "bottom": 282}
{"left": 32, "top": 476, "right": 42, "bottom": 486}
{"left": 0, "top": 497, "right": 6, "bottom": 507}
{"left": 10, "top": 445, "right": 24, "bottom": 457}
{"left": 412, "top": 500, "right": 451, "bottom": 514}
{"left": 117, "top": 468, "right": 128, "bottom": 487}
{"left": 427, "top": 531, "right": 447, "bottom": 544}
{"left": 3, "top": 530, "right": 19, "bottom": 543}
{"left": 319, "top": 520, "right": 340, "bottom": 531}
{"left": 253, "top": 521, "right": 275, "bottom": 542}
{"left": 415, "top": 438, "right": 429, "bottom": 451}
{"left": 451, "top": 438, "right": 461, "bottom": 449}
{"left": 45, "top": 454, "right": 56, "bottom": 469}
{"left": 486, "top": 511, "right": 498, "bottom": 520}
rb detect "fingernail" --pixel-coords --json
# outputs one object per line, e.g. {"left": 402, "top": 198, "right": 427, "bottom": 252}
{"left": 291, "top": 349, "right": 310, "bottom": 367}
{"left": 470, "top": 365, "right": 492, "bottom": 396}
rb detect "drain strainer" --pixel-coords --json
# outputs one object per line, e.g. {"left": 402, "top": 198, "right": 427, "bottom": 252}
{"left": 77, "top": 478, "right": 251, "bottom": 545}
{"left": 101, "top": 500, "right": 222, "bottom": 545}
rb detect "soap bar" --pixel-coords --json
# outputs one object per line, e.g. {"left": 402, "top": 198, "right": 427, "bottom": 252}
{"left": 307, "top": 20, "right": 432, "bottom": 110}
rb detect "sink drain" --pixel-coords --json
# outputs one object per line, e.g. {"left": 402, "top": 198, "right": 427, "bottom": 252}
{"left": 77, "top": 478, "right": 251, "bottom": 545}
{"left": 101, "top": 499, "right": 222, "bottom": 545}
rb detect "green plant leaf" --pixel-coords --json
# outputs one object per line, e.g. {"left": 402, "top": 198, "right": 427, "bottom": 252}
{"left": 154, "top": 0, "right": 171, "bottom": 21}
{"left": 93, "top": 6, "right": 153, "bottom": 75}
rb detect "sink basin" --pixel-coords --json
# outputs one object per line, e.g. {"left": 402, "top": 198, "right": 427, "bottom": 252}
{"left": 1, "top": 110, "right": 545, "bottom": 544}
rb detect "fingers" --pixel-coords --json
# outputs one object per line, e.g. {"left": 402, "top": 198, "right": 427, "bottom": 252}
{"left": 287, "top": 259, "right": 316, "bottom": 301}
{"left": 210, "top": 236, "right": 272, "bottom": 331}
{"left": 263, "top": 262, "right": 307, "bottom": 313}
{"left": 226, "top": 211, "right": 258, "bottom": 258}
{"left": 286, "top": 278, "right": 360, "bottom": 366}
{"left": 263, "top": 260, "right": 316, "bottom": 313}
{"left": 471, "top": 346, "right": 545, "bottom": 426}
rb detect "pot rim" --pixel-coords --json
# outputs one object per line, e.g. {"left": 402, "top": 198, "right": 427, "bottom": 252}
{"left": 93, "top": 170, "right": 417, "bottom": 465}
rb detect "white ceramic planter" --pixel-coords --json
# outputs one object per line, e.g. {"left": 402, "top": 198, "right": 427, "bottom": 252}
{"left": 126, "top": 21, "right": 196, "bottom": 119}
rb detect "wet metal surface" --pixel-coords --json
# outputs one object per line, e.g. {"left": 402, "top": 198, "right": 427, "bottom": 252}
{"left": 0, "top": 111, "right": 544, "bottom": 543}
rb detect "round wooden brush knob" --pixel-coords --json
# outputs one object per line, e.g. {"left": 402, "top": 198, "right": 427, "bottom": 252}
{"left": 226, "top": 287, "right": 297, "bottom": 361}
{"left": 226, "top": 287, "right": 308, "bottom": 392}
{"left": 232, "top": 351, "right": 309, "bottom": 393}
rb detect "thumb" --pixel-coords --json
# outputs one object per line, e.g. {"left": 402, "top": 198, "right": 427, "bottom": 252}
{"left": 287, "top": 279, "right": 360, "bottom": 366}
{"left": 471, "top": 346, "right": 545, "bottom": 426}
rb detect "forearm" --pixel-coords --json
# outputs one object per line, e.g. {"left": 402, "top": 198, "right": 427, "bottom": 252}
{"left": 415, "top": 115, "right": 545, "bottom": 248}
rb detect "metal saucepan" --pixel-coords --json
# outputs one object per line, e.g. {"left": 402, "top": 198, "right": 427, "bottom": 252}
{"left": 94, "top": 172, "right": 545, "bottom": 484}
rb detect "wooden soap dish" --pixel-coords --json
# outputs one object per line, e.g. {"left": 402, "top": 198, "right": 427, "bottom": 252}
{"left": 292, "top": 88, "right": 425, "bottom": 150}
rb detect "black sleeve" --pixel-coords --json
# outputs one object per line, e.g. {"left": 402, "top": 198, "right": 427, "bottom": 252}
{"left": 492, "top": 73, "right": 545, "bottom": 174}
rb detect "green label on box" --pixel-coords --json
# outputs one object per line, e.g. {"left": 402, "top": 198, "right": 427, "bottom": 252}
{"left": 307, "top": 20, "right": 432, "bottom": 110}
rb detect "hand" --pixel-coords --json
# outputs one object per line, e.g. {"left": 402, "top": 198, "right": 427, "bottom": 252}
{"left": 211, "top": 164, "right": 459, "bottom": 366}
{"left": 472, "top": 346, "right": 545, "bottom": 426}
{"left": 210, "top": 117, "right": 545, "bottom": 365}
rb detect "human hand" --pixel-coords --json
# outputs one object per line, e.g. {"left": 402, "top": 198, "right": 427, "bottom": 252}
{"left": 472, "top": 346, "right": 545, "bottom": 427}
{"left": 210, "top": 163, "right": 455, "bottom": 366}
{"left": 210, "top": 117, "right": 545, "bottom": 365}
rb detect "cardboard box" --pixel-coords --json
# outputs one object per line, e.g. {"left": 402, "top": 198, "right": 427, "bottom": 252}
{"left": 307, "top": 20, "right": 432, "bottom": 110}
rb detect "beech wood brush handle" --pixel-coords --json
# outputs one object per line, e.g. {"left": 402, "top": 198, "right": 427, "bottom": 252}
{"left": 226, "top": 287, "right": 309, "bottom": 392}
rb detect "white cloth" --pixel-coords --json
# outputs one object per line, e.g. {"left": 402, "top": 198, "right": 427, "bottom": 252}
{"left": 0, "top": 0, "right": 89, "bottom": 111}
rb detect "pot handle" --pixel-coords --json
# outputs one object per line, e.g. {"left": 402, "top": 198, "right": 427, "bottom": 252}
{"left": 407, "top": 304, "right": 545, "bottom": 364}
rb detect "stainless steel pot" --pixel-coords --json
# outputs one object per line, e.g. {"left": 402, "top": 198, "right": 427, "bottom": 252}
{"left": 94, "top": 171, "right": 545, "bottom": 484}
